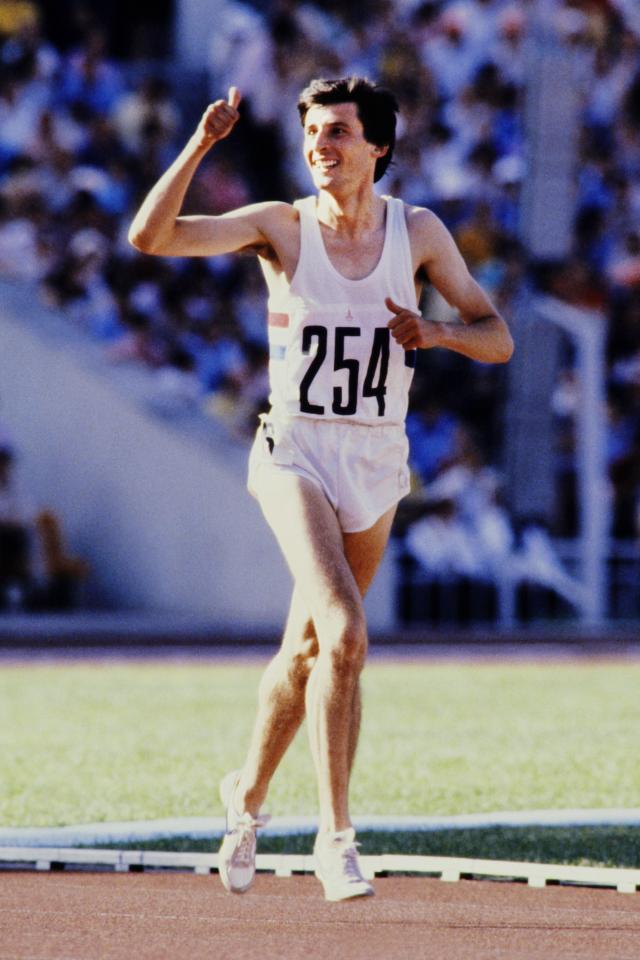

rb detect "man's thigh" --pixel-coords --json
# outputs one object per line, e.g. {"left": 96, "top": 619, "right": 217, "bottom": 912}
{"left": 281, "top": 503, "right": 396, "bottom": 658}
{"left": 256, "top": 471, "right": 362, "bottom": 632}
{"left": 343, "top": 505, "right": 396, "bottom": 596}
{"left": 257, "top": 461, "right": 396, "bottom": 645}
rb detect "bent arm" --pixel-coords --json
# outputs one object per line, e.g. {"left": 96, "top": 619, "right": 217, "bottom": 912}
{"left": 128, "top": 87, "right": 273, "bottom": 258}
{"left": 130, "top": 193, "right": 282, "bottom": 258}
{"left": 128, "top": 140, "right": 260, "bottom": 256}
{"left": 429, "top": 284, "right": 514, "bottom": 364}
{"left": 419, "top": 212, "right": 514, "bottom": 363}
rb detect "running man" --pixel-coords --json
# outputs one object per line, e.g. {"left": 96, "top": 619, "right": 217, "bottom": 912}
{"left": 129, "top": 76, "right": 513, "bottom": 901}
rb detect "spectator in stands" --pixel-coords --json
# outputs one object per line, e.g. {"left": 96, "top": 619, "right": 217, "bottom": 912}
{"left": 32, "top": 509, "right": 89, "bottom": 611}
{"left": 57, "top": 28, "right": 123, "bottom": 115}
{"left": 406, "top": 396, "right": 460, "bottom": 485}
{"left": 147, "top": 345, "right": 203, "bottom": 417}
{"left": 1, "top": 0, "right": 640, "bottom": 560}
{"left": 0, "top": 437, "right": 88, "bottom": 611}
{"left": 404, "top": 426, "right": 512, "bottom": 575}
{"left": 107, "top": 310, "right": 165, "bottom": 367}
{"left": 0, "top": 192, "right": 50, "bottom": 279}
{"left": 113, "top": 76, "right": 179, "bottom": 157}
{"left": 0, "top": 443, "right": 33, "bottom": 610}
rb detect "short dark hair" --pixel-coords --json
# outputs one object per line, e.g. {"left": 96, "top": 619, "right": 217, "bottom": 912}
{"left": 297, "top": 76, "right": 398, "bottom": 183}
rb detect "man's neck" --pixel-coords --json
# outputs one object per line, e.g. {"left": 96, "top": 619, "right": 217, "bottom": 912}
{"left": 315, "top": 186, "right": 385, "bottom": 238}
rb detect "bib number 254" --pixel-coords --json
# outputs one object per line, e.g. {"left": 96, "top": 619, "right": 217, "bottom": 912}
{"left": 299, "top": 325, "right": 390, "bottom": 417}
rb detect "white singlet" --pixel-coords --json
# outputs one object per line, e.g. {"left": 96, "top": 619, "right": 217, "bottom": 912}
{"left": 248, "top": 194, "right": 418, "bottom": 532}
{"left": 266, "top": 194, "right": 418, "bottom": 425}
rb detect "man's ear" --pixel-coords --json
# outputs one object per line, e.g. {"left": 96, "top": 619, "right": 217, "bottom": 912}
{"left": 373, "top": 144, "right": 389, "bottom": 156}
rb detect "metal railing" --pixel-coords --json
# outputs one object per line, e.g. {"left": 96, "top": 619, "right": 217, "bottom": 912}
{"left": 396, "top": 540, "right": 640, "bottom": 628}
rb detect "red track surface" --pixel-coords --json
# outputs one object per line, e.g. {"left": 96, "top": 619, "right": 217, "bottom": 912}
{"left": 2, "top": 871, "right": 639, "bottom": 960}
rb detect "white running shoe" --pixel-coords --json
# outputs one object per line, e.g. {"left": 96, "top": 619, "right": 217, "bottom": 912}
{"left": 218, "top": 770, "right": 270, "bottom": 894}
{"left": 314, "top": 827, "right": 374, "bottom": 902}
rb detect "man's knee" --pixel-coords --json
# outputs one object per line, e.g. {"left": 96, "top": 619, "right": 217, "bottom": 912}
{"left": 323, "top": 607, "right": 368, "bottom": 676}
{"left": 283, "top": 625, "right": 319, "bottom": 688}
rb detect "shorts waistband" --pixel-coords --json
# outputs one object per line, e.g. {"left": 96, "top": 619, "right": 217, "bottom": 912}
{"left": 261, "top": 413, "right": 404, "bottom": 438}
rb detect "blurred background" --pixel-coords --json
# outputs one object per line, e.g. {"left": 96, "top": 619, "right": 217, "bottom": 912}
{"left": 1, "top": 0, "right": 639, "bottom": 641}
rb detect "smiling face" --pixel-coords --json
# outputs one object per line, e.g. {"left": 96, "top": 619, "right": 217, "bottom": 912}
{"left": 303, "top": 102, "right": 386, "bottom": 194}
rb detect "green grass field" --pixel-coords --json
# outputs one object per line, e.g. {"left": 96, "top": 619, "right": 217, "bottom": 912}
{"left": 2, "top": 659, "right": 640, "bottom": 835}
{"left": 109, "top": 826, "right": 640, "bottom": 868}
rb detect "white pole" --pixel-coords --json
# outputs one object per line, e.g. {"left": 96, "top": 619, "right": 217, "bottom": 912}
{"left": 576, "top": 319, "right": 608, "bottom": 625}
{"left": 535, "top": 297, "right": 608, "bottom": 625}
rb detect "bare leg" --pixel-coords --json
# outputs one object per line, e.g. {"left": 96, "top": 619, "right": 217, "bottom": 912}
{"left": 236, "top": 588, "right": 317, "bottom": 816}
{"left": 347, "top": 685, "right": 361, "bottom": 776}
{"left": 248, "top": 471, "right": 394, "bottom": 834}
{"left": 236, "top": 501, "right": 394, "bottom": 820}
{"left": 342, "top": 515, "right": 395, "bottom": 774}
{"left": 303, "top": 508, "right": 396, "bottom": 833}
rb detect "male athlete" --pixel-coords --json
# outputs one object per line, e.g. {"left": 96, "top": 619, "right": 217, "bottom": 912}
{"left": 129, "top": 77, "right": 513, "bottom": 901}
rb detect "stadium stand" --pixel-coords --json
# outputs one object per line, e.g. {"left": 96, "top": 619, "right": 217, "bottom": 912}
{"left": 1, "top": 0, "right": 639, "bottom": 624}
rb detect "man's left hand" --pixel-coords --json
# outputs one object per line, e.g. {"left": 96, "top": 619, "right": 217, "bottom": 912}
{"left": 385, "top": 297, "right": 441, "bottom": 350}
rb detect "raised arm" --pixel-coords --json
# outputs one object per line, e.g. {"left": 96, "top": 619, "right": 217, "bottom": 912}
{"left": 386, "top": 209, "right": 514, "bottom": 363}
{"left": 128, "top": 87, "right": 279, "bottom": 257}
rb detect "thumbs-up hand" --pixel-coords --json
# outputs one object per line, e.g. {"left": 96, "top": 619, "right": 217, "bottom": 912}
{"left": 194, "top": 86, "right": 242, "bottom": 149}
{"left": 385, "top": 296, "right": 439, "bottom": 350}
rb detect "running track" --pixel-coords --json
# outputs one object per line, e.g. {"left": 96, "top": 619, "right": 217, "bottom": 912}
{"left": 2, "top": 871, "right": 639, "bottom": 960}
{"left": 4, "top": 640, "right": 640, "bottom": 958}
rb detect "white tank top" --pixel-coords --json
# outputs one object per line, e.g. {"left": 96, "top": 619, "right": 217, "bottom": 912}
{"left": 266, "top": 195, "right": 418, "bottom": 426}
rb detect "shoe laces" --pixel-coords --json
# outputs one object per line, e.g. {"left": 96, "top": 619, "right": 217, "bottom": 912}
{"left": 341, "top": 842, "right": 365, "bottom": 882}
{"left": 231, "top": 812, "right": 271, "bottom": 865}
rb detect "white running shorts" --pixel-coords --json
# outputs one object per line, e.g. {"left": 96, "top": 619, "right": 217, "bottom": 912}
{"left": 247, "top": 414, "right": 411, "bottom": 533}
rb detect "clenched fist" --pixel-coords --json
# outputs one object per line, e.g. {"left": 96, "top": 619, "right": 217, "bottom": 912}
{"left": 385, "top": 296, "right": 442, "bottom": 350}
{"left": 193, "top": 86, "right": 242, "bottom": 149}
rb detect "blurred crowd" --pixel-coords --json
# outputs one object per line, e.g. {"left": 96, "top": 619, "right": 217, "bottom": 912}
{"left": 1, "top": 0, "right": 640, "bottom": 594}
